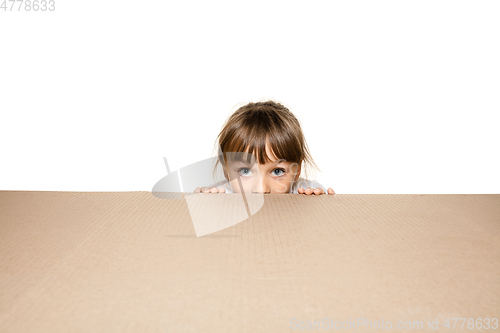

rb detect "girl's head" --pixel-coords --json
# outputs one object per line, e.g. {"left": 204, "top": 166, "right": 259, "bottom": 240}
{"left": 212, "top": 100, "right": 321, "bottom": 194}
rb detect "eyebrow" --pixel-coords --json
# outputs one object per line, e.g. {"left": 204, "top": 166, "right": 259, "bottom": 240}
{"left": 224, "top": 151, "right": 289, "bottom": 165}
{"left": 229, "top": 157, "right": 288, "bottom": 165}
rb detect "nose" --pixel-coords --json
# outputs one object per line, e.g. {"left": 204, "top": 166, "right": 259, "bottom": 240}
{"left": 252, "top": 179, "right": 270, "bottom": 194}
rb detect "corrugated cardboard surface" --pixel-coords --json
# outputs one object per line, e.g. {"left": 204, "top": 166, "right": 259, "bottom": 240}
{"left": 0, "top": 191, "right": 499, "bottom": 332}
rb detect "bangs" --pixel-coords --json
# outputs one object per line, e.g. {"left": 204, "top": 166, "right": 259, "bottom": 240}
{"left": 213, "top": 100, "right": 319, "bottom": 181}
{"left": 221, "top": 122, "right": 302, "bottom": 166}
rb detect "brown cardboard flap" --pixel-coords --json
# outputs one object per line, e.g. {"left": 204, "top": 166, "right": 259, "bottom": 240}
{"left": 1, "top": 191, "right": 499, "bottom": 332}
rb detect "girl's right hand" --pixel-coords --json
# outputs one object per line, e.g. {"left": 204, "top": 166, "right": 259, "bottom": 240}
{"left": 194, "top": 186, "right": 226, "bottom": 194}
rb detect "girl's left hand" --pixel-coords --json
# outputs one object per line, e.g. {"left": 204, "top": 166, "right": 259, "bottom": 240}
{"left": 297, "top": 187, "right": 335, "bottom": 195}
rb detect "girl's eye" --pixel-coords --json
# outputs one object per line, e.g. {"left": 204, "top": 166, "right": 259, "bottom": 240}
{"left": 238, "top": 168, "right": 253, "bottom": 176}
{"left": 272, "top": 168, "right": 286, "bottom": 177}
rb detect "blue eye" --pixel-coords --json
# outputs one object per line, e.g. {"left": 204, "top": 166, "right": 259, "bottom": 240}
{"left": 273, "top": 168, "right": 286, "bottom": 177}
{"left": 238, "top": 168, "right": 252, "bottom": 176}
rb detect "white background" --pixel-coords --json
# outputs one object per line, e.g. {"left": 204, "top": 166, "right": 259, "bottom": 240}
{"left": 1, "top": 0, "right": 498, "bottom": 194}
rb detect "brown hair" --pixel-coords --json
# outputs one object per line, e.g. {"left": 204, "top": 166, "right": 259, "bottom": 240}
{"left": 211, "top": 100, "right": 321, "bottom": 182}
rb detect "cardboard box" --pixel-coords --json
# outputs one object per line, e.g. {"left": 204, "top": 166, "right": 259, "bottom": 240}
{"left": 0, "top": 191, "right": 499, "bottom": 332}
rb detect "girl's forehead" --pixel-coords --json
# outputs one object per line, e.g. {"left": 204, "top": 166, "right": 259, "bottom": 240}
{"left": 228, "top": 158, "right": 291, "bottom": 167}
{"left": 225, "top": 140, "right": 296, "bottom": 165}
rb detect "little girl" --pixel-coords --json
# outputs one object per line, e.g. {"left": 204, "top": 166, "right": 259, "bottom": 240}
{"left": 194, "top": 100, "right": 335, "bottom": 195}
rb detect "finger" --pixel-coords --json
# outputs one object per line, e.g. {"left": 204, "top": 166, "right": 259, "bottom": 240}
{"left": 218, "top": 187, "right": 226, "bottom": 193}
{"left": 194, "top": 187, "right": 201, "bottom": 193}
{"left": 201, "top": 187, "right": 211, "bottom": 193}
{"left": 298, "top": 187, "right": 305, "bottom": 194}
{"left": 305, "top": 187, "right": 314, "bottom": 195}
{"left": 210, "top": 186, "right": 219, "bottom": 194}
{"left": 313, "top": 188, "right": 325, "bottom": 195}
{"left": 327, "top": 187, "right": 335, "bottom": 195}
